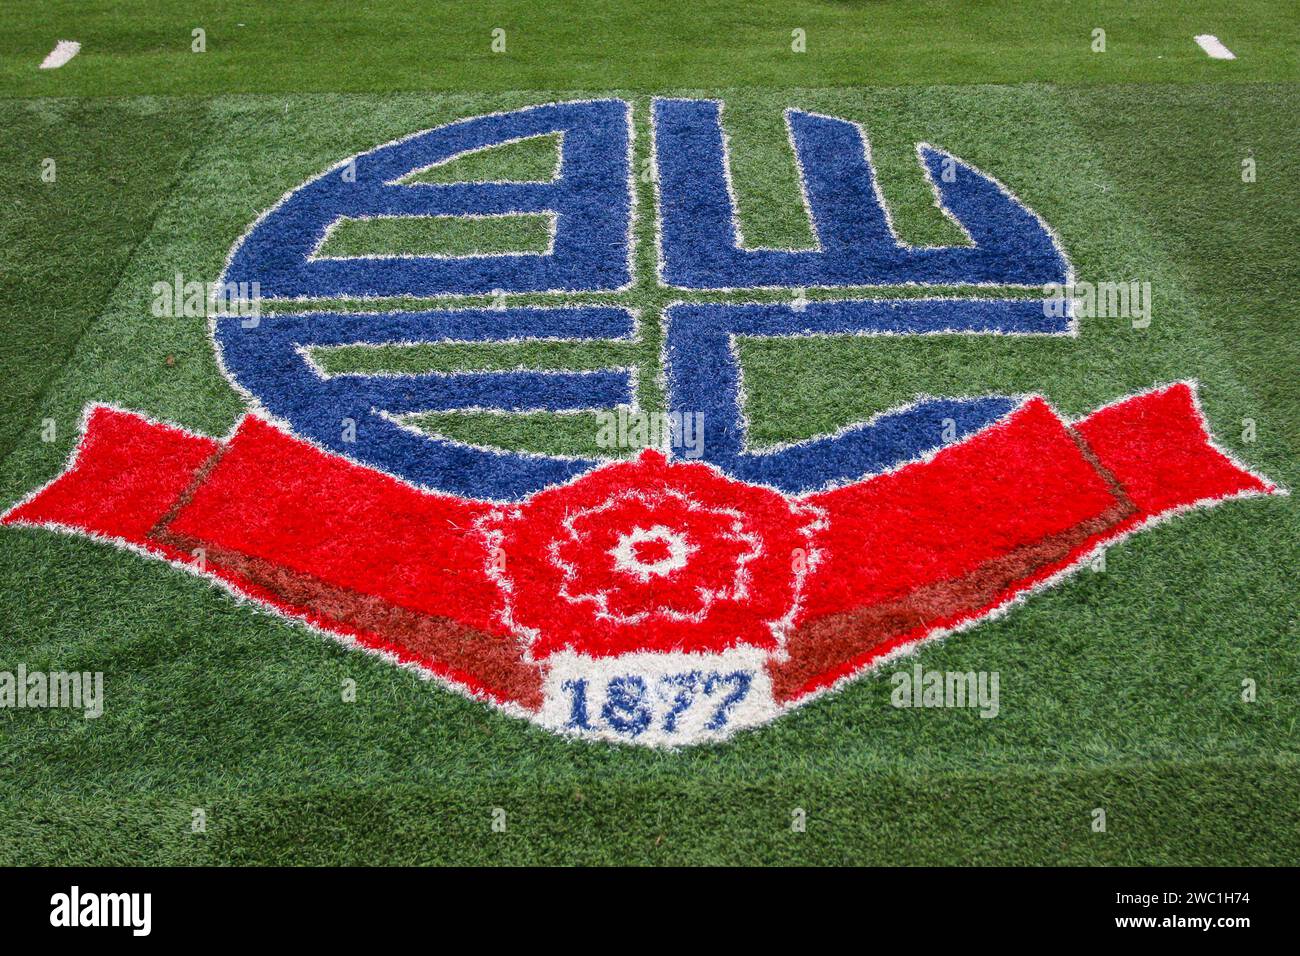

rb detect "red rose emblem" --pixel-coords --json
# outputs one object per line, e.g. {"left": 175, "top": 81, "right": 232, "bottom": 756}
{"left": 481, "top": 450, "right": 822, "bottom": 660}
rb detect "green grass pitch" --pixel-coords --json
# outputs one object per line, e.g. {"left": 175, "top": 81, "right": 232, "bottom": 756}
{"left": 0, "top": 1, "right": 1296, "bottom": 864}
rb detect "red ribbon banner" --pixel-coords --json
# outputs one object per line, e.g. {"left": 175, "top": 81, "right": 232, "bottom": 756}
{"left": 3, "top": 383, "right": 1277, "bottom": 717}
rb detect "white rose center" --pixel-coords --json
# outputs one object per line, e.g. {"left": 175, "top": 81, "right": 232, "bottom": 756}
{"left": 609, "top": 524, "right": 694, "bottom": 580}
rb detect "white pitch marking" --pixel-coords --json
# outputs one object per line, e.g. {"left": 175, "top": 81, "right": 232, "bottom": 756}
{"left": 1194, "top": 35, "right": 1236, "bottom": 60}
{"left": 39, "top": 40, "right": 81, "bottom": 69}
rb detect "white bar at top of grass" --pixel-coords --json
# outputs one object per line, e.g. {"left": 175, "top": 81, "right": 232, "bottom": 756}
{"left": 1193, "top": 35, "right": 1236, "bottom": 60}
{"left": 39, "top": 40, "right": 81, "bottom": 69}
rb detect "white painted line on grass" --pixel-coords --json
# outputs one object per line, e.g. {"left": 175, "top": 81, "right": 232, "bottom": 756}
{"left": 39, "top": 40, "right": 81, "bottom": 69}
{"left": 1194, "top": 35, "right": 1236, "bottom": 60}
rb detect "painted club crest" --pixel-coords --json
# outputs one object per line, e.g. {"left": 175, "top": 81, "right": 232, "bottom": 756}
{"left": 4, "top": 99, "right": 1281, "bottom": 745}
